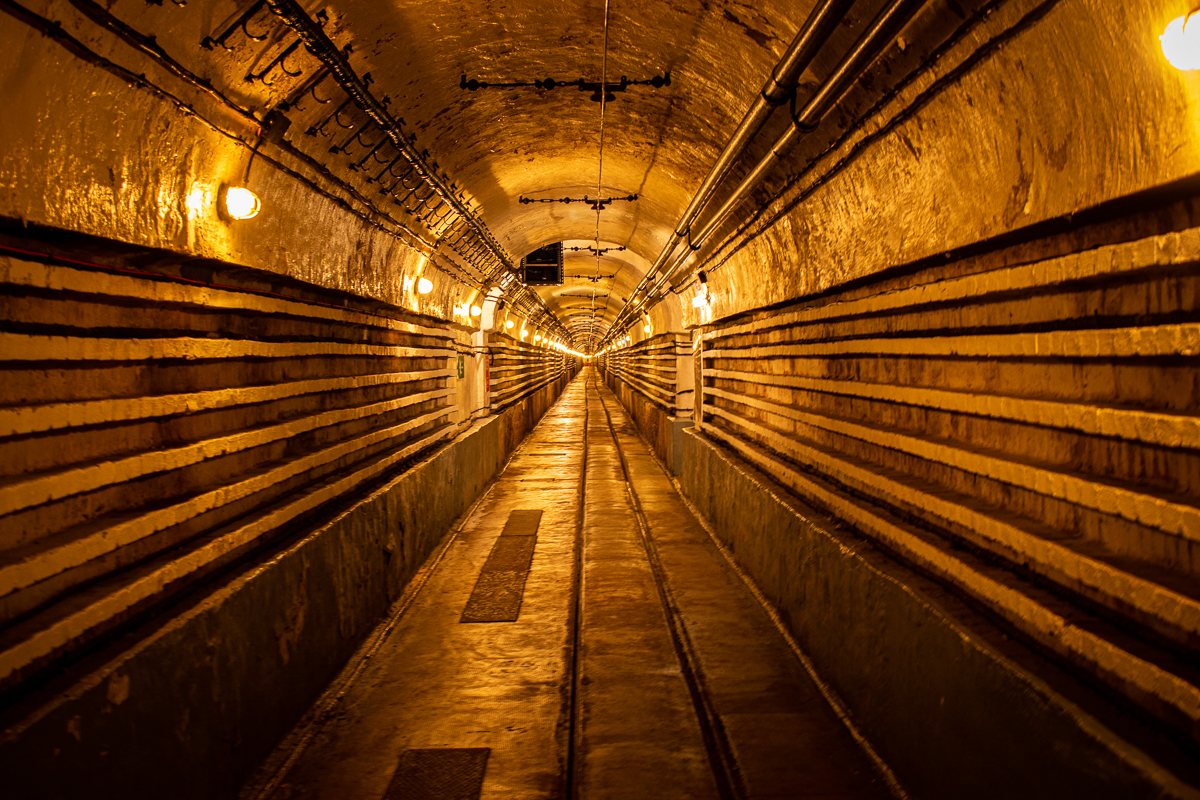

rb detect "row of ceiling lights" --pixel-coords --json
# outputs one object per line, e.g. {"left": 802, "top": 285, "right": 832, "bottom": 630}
{"left": 202, "top": 178, "right": 575, "bottom": 338}
{"left": 221, "top": 184, "right": 448, "bottom": 295}
{"left": 208, "top": 190, "right": 550, "bottom": 327}
{"left": 221, "top": 184, "right": 567, "bottom": 330}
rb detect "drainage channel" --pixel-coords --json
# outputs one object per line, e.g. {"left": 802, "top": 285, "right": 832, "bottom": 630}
{"left": 244, "top": 369, "right": 893, "bottom": 800}
{"left": 589, "top": 380, "right": 741, "bottom": 800}
{"left": 563, "top": 372, "right": 589, "bottom": 797}
{"left": 582, "top": 372, "right": 900, "bottom": 800}
{"left": 242, "top": 377, "right": 589, "bottom": 800}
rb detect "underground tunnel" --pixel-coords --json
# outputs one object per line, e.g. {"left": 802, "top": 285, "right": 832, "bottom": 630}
{"left": 2, "top": 0, "right": 1200, "bottom": 797}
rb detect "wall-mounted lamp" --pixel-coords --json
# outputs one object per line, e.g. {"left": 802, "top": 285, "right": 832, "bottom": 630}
{"left": 221, "top": 186, "right": 260, "bottom": 220}
{"left": 417, "top": 277, "right": 434, "bottom": 294}
{"left": 470, "top": 304, "right": 482, "bottom": 316}
{"left": 505, "top": 319, "right": 515, "bottom": 330}
{"left": 691, "top": 270, "right": 711, "bottom": 308}
{"left": 1163, "top": 12, "right": 1200, "bottom": 70}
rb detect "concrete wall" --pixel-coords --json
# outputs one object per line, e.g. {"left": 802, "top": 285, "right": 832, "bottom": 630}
{"left": 679, "top": 0, "right": 1200, "bottom": 330}
{"left": 0, "top": 232, "right": 578, "bottom": 798}
{"left": 0, "top": 355, "right": 573, "bottom": 800}
{"left": 604, "top": 190, "right": 1200, "bottom": 792}
{"left": 600, "top": 332, "right": 692, "bottom": 473}
{"left": 678, "top": 429, "right": 1198, "bottom": 800}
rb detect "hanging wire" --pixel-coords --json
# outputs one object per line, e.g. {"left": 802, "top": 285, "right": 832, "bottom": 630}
{"left": 589, "top": 0, "right": 611, "bottom": 353}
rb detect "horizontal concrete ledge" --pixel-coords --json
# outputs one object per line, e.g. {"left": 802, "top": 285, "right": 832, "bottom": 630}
{"left": 677, "top": 427, "right": 1200, "bottom": 800}
{"left": 0, "top": 377, "right": 572, "bottom": 800}
{"left": 603, "top": 369, "right": 693, "bottom": 476}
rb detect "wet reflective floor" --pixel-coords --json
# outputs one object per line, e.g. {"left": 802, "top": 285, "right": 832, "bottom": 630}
{"left": 246, "top": 369, "right": 894, "bottom": 800}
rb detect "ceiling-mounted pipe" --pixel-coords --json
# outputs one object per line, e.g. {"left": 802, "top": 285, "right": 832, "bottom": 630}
{"left": 265, "top": 0, "right": 510, "bottom": 272}
{"left": 603, "top": 0, "right": 853, "bottom": 343}
{"left": 659, "top": 0, "right": 926, "bottom": 301}
{"left": 606, "top": 0, "right": 928, "bottom": 342}
{"left": 263, "top": 0, "right": 572, "bottom": 344}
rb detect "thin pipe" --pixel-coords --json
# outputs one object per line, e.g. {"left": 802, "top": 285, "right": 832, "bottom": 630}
{"left": 263, "top": 0, "right": 572, "bottom": 342}
{"left": 591, "top": 0, "right": 612, "bottom": 351}
{"left": 604, "top": 0, "right": 853, "bottom": 342}
{"left": 610, "top": 0, "right": 928, "bottom": 336}
{"left": 654, "top": 0, "right": 926, "bottom": 297}
{"left": 263, "top": 0, "right": 511, "bottom": 274}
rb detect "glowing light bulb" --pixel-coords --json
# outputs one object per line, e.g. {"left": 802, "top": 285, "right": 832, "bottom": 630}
{"left": 223, "top": 186, "right": 260, "bottom": 220}
{"left": 643, "top": 324, "right": 652, "bottom": 333}
{"left": 506, "top": 320, "right": 515, "bottom": 329}
{"left": 534, "top": 333, "right": 541, "bottom": 341}
{"left": 520, "top": 328, "right": 528, "bottom": 339}
{"left": 417, "top": 277, "right": 433, "bottom": 294}
{"left": 1162, "top": 13, "right": 1200, "bottom": 70}
{"left": 470, "top": 304, "right": 482, "bottom": 316}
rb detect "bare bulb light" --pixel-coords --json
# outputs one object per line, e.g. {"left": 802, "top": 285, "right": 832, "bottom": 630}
{"left": 1162, "top": 13, "right": 1200, "bottom": 70}
{"left": 643, "top": 324, "right": 652, "bottom": 333}
{"left": 417, "top": 277, "right": 433, "bottom": 294}
{"left": 223, "top": 186, "right": 260, "bottom": 220}
{"left": 470, "top": 304, "right": 482, "bottom": 316}
{"left": 505, "top": 320, "right": 515, "bottom": 329}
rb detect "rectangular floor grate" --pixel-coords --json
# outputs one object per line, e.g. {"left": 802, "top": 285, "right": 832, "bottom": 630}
{"left": 383, "top": 748, "right": 490, "bottom": 800}
{"left": 461, "top": 509, "right": 542, "bottom": 623}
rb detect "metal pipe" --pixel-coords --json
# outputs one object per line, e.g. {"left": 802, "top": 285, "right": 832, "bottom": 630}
{"left": 263, "top": 0, "right": 572, "bottom": 343}
{"left": 263, "top": 1, "right": 505, "bottom": 270}
{"left": 649, "top": 0, "right": 928, "bottom": 304}
{"left": 603, "top": 0, "right": 853, "bottom": 343}
{"left": 605, "top": 0, "right": 928, "bottom": 344}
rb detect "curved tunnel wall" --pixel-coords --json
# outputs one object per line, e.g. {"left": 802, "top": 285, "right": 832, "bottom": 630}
{"left": 679, "top": 0, "right": 1200, "bottom": 324}
{"left": 0, "top": 241, "right": 578, "bottom": 798}
{"left": 1, "top": 0, "right": 1200, "bottom": 795}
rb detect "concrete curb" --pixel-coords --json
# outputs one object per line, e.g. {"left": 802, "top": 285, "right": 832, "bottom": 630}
{"left": 678, "top": 427, "right": 1199, "bottom": 800}
{"left": 0, "top": 379, "right": 570, "bottom": 800}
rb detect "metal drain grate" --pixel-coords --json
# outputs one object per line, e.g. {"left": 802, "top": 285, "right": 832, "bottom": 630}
{"left": 461, "top": 510, "right": 543, "bottom": 623}
{"left": 383, "top": 748, "right": 490, "bottom": 800}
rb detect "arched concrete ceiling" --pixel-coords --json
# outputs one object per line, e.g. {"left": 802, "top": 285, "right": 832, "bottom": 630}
{"left": 533, "top": 240, "right": 663, "bottom": 340}
{"left": 327, "top": 0, "right": 815, "bottom": 344}
{"left": 8, "top": 0, "right": 1186, "bottom": 355}
{"left": 0, "top": 0, "right": 921, "bottom": 348}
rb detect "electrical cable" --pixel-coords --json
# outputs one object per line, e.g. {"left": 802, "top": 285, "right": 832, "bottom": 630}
{"left": 0, "top": 0, "right": 436, "bottom": 256}
{"left": 588, "top": 0, "right": 612, "bottom": 353}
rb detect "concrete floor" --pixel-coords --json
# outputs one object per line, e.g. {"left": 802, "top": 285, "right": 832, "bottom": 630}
{"left": 244, "top": 369, "right": 894, "bottom": 800}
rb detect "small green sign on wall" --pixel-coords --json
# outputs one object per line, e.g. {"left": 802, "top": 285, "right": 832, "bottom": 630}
{"left": 457, "top": 353, "right": 465, "bottom": 379}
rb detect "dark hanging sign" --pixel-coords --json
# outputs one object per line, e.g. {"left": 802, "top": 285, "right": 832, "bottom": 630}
{"left": 522, "top": 243, "right": 564, "bottom": 286}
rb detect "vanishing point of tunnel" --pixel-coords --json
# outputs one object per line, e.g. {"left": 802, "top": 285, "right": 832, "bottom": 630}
{"left": 2, "top": 0, "right": 1200, "bottom": 798}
